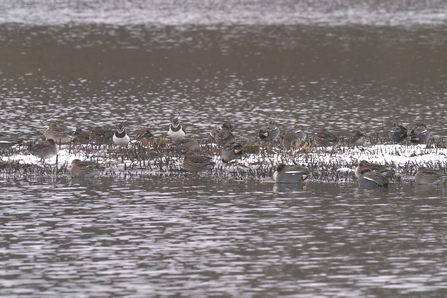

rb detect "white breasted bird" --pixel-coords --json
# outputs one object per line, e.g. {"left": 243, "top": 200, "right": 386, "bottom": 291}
{"left": 167, "top": 117, "right": 186, "bottom": 139}
{"left": 113, "top": 122, "right": 130, "bottom": 146}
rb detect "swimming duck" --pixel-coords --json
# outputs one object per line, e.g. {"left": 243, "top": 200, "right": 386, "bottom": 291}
{"left": 71, "top": 159, "right": 105, "bottom": 177}
{"left": 273, "top": 162, "right": 309, "bottom": 184}
{"left": 414, "top": 167, "right": 447, "bottom": 185}
{"left": 357, "top": 167, "right": 389, "bottom": 188}
{"left": 355, "top": 160, "right": 394, "bottom": 179}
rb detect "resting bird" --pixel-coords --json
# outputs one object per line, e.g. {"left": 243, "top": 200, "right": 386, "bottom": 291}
{"left": 409, "top": 122, "right": 430, "bottom": 144}
{"left": 314, "top": 127, "right": 339, "bottom": 147}
{"left": 259, "top": 120, "right": 280, "bottom": 142}
{"left": 389, "top": 122, "right": 408, "bottom": 143}
{"left": 273, "top": 163, "right": 309, "bottom": 184}
{"left": 28, "top": 139, "right": 59, "bottom": 161}
{"left": 357, "top": 167, "right": 389, "bottom": 188}
{"left": 71, "top": 159, "right": 105, "bottom": 177}
{"left": 414, "top": 167, "right": 447, "bottom": 185}
{"left": 221, "top": 141, "right": 243, "bottom": 163}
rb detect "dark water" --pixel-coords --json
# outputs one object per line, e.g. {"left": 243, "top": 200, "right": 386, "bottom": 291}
{"left": 2, "top": 0, "right": 447, "bottom": 296}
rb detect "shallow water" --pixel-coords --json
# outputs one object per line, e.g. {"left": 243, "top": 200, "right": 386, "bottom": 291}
{"left": 2, "top": 177, "right": 447, "bottom": 297}
{"left": 1, "top": 0, "right": 447, "bottom": 296}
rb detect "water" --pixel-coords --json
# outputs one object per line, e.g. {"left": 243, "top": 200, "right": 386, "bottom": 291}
{"left": 2, "top": 0, "right": 447, "bottom": 296}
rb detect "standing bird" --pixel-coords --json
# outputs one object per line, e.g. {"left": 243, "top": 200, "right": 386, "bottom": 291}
{"left": 357, "top": 167, "right": 389, "bottom": 188}
{"left": 221, "top": 141, "right": 243, "bottom": 163}
{"left": 167, "top": 117, "right": 186, "bottom": 139}
{"left": 44, "top": 123, "right": 73, "bottom": 145}
{"left": 214, "top": 123, "right": 235, "bottom": 146}
{"left": 113, "top": 122, "right": 130, "bottom": 146}
{"left": 314, "top": 127, "right": 339, "bottom": 147}
{"left": 259, "top": 120, "right": 280, "bottom": 142}
{"left": 71, "top": 159, "right": 105, "bottom": 177}
{"left": 282, "top": 124, "right": 307, "bottom": 150}
{"left": 414, "top": 167, "right": 447, "bottom": 185}
{"left": 28, "top": 138, "right": 59, "bottom": 161}
{"left": 409, "top": 122, "right": 430, "bottom": 144}
{"left": 389, "top": 122, "right": 408, "bottom": 143}
{"left": 182, "top": 148, "right": 215, "bottom": 172}
{"left": 273, "top": 163, "right": 309, "bottom": 184}
{"left": 355, "top": 160, "right": 394, "bottom": 179}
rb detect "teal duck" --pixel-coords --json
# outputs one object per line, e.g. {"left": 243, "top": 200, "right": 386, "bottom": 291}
{"left": 314, "top": 127, "right": 339, "bottom": 146}
{"left": 89, "top": 126, "right": 114, "bottom": 145}
{"left": 173, "top": 138, "right": 201, "bottom": 154}
{"left": 135, "top": 127, "right": 154, "bottom": 143}
{"left": 259, "top": 120, "right": 280, "bottom": 142}
{"left": 113, "top": 122, "right": 130, "bottom": 146}
{"left": 221, "top": 141, "right": 243, "bottom": 163}
{"left": 273, "top": 163, "right": 309, "bottom": 184}
{"left": 389, "top": 122, "right": 408, "bottom": 143}
{"left": 71, "top": 159, "right": 105, "bottom": 177}
{"left": 28, "top": 138, "right": 59, "bottom": 160}
{"left": 167, "top": 117, "right": 186, "bottom": 139}
{"left": 355, "top": 160, "right": 394, "bottom": 179}
{"left": 44, "top": 123, "right": 73, "bottom": 144}
{"left": 282, "top": 124, "right": 307, "bottom": 150}
{"left": 70, "top": 127, "right": 90, "bottom": 145}
{"left": 182, "top": 148, "right": 215, "bottom": 172}
{"left": 0, "top": 135, "right": 23, "bottom": 148}
{"left": 409, "top": 122, "right": 430, "bottom": 144}
{"left": 414, "top": 167, "right": 447, "bottom": 185}
{"left": 357, "top": 167, "right": 389, "bottom": 188}
{"left": 214, "top": 123, "right": 235, "bottom": 146}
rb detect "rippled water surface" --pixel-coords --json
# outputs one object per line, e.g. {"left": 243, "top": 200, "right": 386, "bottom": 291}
{"left": 2, "top": 177, "right": 447, "bottom": 296}
{"left": 2, "top": 0, "right": 447, "bottom": 296}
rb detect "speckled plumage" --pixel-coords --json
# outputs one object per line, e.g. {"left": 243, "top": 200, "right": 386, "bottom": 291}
{"left": 314, "top": 127, "right": 339, "bottom": 147}
{"left": 414, "top": 167, "right": 447, "bottom": 185}
{"left": 28, "top": 138, "right": 59, "bottom": 160}
{"left": 71, "top": 159, "right": 105, "bottom": 177}
{"left": 44, "top": 123, "right": 73, "bottom": 145}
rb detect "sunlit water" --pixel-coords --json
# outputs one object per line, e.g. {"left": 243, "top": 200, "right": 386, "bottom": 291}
{"left": 1, "top": 0, "right": 447, "bottom": 296}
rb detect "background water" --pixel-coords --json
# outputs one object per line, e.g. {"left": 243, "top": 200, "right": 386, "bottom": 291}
{"left": 1, "top": 0, "right": 447, "bottom": 296}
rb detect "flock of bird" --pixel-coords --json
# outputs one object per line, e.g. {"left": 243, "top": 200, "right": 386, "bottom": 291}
{"left": 0, "top": 118, "right": 443, "bottom": 187}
